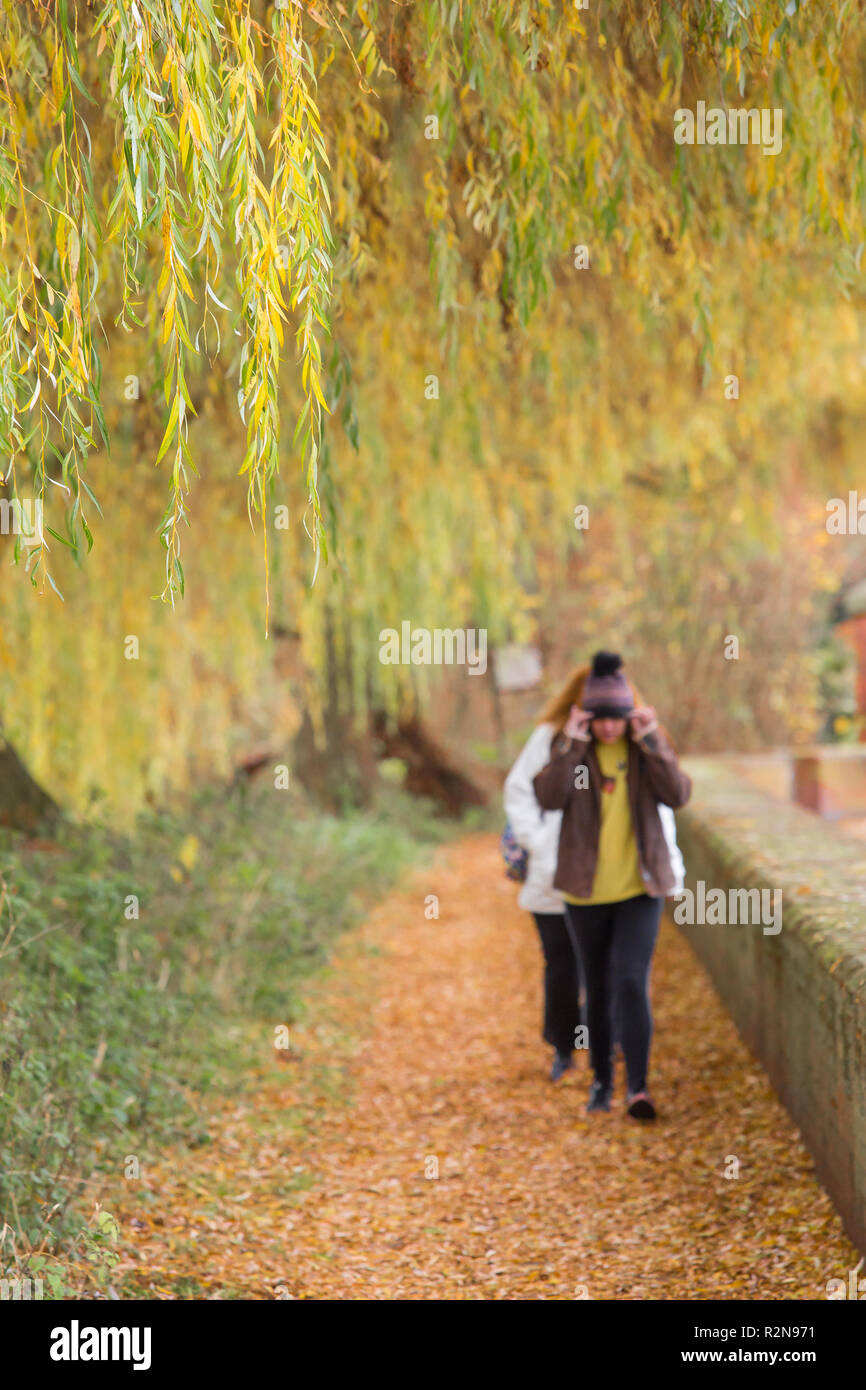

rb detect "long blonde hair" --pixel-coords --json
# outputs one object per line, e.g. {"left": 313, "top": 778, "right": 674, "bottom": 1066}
{"left": 538, "top": 664, "right": 591, "bottom": 734}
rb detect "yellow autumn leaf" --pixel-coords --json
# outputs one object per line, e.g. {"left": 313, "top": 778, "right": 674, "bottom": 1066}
{"left": 177, "top": 834, "right": 200, "bottom": 872}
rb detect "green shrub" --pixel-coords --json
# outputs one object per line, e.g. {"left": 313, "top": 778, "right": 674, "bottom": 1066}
{"left": 0, "top": 780, "right": 455, "bottom": 1254}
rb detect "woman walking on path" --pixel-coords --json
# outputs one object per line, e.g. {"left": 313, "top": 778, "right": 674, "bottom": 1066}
{"left": 504, "top": 710, "right": 584, "bottom": 1083}
{"left": 532, "top": 651, "right": 691, "bottom": 1120}
{"left": 504, "top": 662, "right": 685, "bottom": 1086}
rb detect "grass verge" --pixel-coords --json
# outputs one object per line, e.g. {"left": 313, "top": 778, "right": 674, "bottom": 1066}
{"left": 0, "top": 778, "right": 479, "bottom": 1295}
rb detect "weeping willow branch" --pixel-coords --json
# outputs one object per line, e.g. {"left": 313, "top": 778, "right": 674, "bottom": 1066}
{"left": 0, "top": 0, "right": 862, "bottom": 614}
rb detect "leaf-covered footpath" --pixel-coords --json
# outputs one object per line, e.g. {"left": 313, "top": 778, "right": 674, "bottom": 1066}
{"left": 102, "top": 834, "right": 856, "bottom": 1300}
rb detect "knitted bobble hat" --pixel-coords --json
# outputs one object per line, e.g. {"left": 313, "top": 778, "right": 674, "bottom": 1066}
{"left": 582, "top": 651, "right": 634, "bottom": 718}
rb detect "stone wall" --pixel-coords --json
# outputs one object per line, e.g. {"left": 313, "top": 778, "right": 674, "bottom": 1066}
{"left": 676, "top": 757, "right": 866, "bottom": 1256}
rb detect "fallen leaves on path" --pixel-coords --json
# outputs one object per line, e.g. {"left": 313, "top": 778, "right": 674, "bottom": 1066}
{"left": 107, "top": 834, "right": 857, "bottom": 1299}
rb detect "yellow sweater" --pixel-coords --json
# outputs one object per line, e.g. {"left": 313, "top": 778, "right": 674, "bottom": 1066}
{"left": 562, "top": 737, "right": 645, "bottom": 906}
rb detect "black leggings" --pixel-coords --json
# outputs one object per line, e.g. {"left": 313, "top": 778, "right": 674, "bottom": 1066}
{"left": 564, "top": 894, "right": 662, "bottom": 1093}
{"left": 532, "top": 913, "right": 584, "bottom": 1056}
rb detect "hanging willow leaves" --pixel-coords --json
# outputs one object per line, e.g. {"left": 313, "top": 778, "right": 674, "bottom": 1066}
{"left": 0, "top": 0, "right": 339, "bottom": 612}
{"left": 0, "top": 0, "right": 863, "bottom": 620}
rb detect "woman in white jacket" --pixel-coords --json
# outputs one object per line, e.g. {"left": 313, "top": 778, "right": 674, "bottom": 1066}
{"left": 504, "top": 664, "right": 685, "bottom": 1082}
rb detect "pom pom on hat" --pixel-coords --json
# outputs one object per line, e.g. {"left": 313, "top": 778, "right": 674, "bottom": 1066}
{"left": 590, "top": 651, "right": 623, "bottom": 679}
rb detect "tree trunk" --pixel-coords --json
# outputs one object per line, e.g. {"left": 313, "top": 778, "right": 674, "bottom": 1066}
{"left": 0, "top": 726, "right": 61, "bottom": 832}
{"left": 370, "top": 711, "right": 487, "bottom": 817}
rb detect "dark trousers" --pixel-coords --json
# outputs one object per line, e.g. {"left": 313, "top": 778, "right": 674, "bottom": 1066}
{"left": 564, "top": 894, "right": 662, "bottom": 1093}
{"left": 532, "top": 913, "right": 584, "bottom": 1056}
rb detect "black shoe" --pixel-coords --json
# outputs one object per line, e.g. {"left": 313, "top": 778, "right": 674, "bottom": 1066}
{"left": 550, "top": 1050, "right": 575, "bottom": 1082}
{"left": 586, "top": 1079, "right": 612, "bottom": 1113}
{"left": 626, "top": 1089, "right": 656, "bottom": 1120}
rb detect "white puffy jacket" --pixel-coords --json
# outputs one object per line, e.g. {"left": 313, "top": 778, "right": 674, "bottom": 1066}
{"left": 503, "top": 722, "right": 685, "bottom": 915}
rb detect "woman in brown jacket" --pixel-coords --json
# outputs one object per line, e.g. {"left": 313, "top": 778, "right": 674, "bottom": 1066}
{"left": 533, "top": 651, "right": 691, "bottom": 1120}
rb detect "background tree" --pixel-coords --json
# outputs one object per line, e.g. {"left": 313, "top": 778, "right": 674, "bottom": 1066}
{"left": 2, "top": 0, "right": 865, "bottom": 820}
